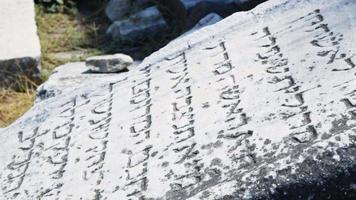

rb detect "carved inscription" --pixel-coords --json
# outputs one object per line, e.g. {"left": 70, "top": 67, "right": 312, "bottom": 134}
{"left": 122, "top": 65, "right": 153, "bottom": 199}
{"left": 80, "top": 83, "right": 115, "bottom": 198}
{"left": 42, "top": 99, "right": 76, "bottom": 198}
{"left": 1, "top": 97, "right": 78, "bottom": 199}
{"left": 207, "top": 41, "right": 256, "bottom": 167}
{"left": 254, "top": 27, "right": 318, "bottom": 143}
{"left": 166, "top": 52, "right": 203, "bottom": 191}
{"left": 2, "top": 127, "right": 49, "bottom": 198}
{"left": 290, "top": 9, "right": 356, "bottom": 72}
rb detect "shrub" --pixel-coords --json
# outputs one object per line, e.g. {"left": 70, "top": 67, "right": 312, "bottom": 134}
{"left": 35, "top": 0, "right": 75, "bottom": 13}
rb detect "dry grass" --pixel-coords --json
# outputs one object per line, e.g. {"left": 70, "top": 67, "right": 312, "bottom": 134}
{"left": 0, "top": 89, "right": 35, "bottom": 127}
{"left": 0, "top": 74, "right": 38, "bottom": 127}
{"left": 35, "top": 5, "right": 104, "bottom": 74}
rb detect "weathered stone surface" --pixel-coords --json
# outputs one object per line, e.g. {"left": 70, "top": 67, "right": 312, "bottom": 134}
{"left": 86, "top": 54, "right": 134, "bottom": 73}
{"left": 1, "top": 0, "right": 356, "bottom": 199}
{"left": 0, "top": 0, "right": 41, "bottom": 87}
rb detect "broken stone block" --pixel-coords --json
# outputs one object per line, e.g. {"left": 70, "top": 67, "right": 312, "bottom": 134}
{"left": 0, "top": 0, "right": 41, "bottom": 88}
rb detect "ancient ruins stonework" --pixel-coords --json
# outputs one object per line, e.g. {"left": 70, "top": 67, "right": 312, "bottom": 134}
{"left": 0, "top": 0, "right": 41, "bottom": 87}
{"left": 1, "top": 0, "right": 356, "bottom": 199}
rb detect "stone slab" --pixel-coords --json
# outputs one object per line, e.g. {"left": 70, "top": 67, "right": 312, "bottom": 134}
{"left": 1, "top": 0, "right": 356, "bottom": 199}
{"left": 0, "top": 0, "right": 41, "bottom": 87}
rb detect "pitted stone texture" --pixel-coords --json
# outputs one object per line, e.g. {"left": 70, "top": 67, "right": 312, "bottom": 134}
{"left": 86, "top": 54, "right": 134, "bottom": 73}
{"left": 0, "top": 0, "right": 41, "bottom": 87}
{"left": 1, "top": 0, "right": 356, "bottom": 199}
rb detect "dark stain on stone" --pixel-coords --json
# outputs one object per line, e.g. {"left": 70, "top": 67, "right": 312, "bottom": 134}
{"left": 264, "top": 139, "right": 272, "bottom": 145}
{"left": 151, "top": 151, "right": 159, "bottom": 157}
{"left": 321, "top": 133, "right": 331, "bottom": 140}
{"left": 201, "top": 140, "right": 223, "bottom": 150}
{"left": 330, "top": 114, "right": 356, "bottom": 135}
{"left": 210, "top": 158, "right": 222, "bottom": 166}
{"left": 200, "top": 191, "right": 211, "bottom": 199}
{"left": 202, "top": 102, "right": 210, "bottom": 108}
{"left": 162, "top": 161, "right": 169, "bottom": 167}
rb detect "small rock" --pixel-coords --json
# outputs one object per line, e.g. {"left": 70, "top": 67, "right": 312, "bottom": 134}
{"left": 85, "top": 54, "right": 134, "bottom": 73}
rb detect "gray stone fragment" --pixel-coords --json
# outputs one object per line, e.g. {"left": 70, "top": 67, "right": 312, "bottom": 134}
{"left": 107, "top": 6, "right": 168, "bottom": 42}
{"left": 0, "top": 0, "right": 41, "bottom": 88}
{"left": 85, "top": 54, "right": 134, "bottom": 73}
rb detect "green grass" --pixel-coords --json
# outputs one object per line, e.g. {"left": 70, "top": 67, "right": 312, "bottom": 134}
{"left": 35, "top": 4, "right": 106, "bottom": 72}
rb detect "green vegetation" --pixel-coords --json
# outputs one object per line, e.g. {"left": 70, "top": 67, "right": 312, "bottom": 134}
{"left": 34, "top": 0, "right": 77, "bottom": 13}
{"left": 35, "top": 3, "right": 107, "bottom": 73}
